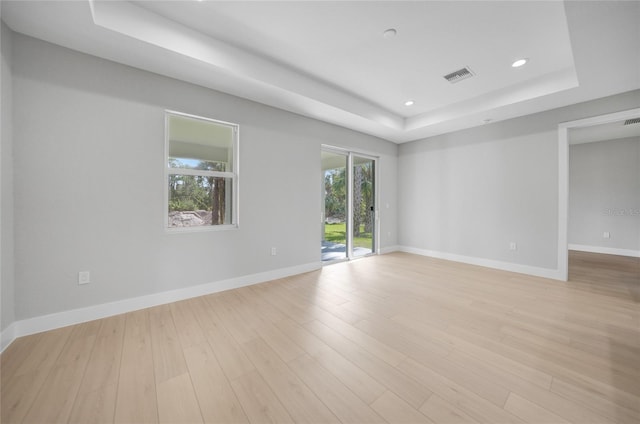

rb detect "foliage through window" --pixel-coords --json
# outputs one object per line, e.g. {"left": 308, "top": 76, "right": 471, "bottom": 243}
{"left": 166, "top": 111, "right": 238, "bottom": 229}
{"left": 324, "top": 161, "right": 374, "bottom": 236}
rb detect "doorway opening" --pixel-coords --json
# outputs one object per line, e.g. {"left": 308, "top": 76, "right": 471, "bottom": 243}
{"left": 558, "top": 107, "right": 640, "bottom": 281}
{"left": 321, "top": 147, "right": 377, "bottom": 263}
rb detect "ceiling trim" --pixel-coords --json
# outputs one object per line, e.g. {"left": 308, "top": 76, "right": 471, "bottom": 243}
{"left": 2, "top": 1, "right": 638, "bottom": 143}
{"left": 89, "top": 0, "right": 404, "bottom": 131}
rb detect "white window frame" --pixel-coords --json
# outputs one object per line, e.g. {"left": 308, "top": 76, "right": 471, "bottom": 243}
{"left": 164, "top": 110, "right": 239, "bottom": 232}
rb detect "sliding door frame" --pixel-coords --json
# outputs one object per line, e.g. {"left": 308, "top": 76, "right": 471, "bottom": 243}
{"left": 322, "top": 145, "right": 379, "bottom": 262}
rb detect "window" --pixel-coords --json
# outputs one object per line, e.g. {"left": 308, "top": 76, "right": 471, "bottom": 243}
{"left": 165, "top": 111, "right": 238, "bottom": 230}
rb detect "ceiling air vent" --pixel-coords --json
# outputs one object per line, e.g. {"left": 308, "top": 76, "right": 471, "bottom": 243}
{"left": 443, "top": 67, "right": 475, "bottom": 84}
{"left": 623, "top": 118, "right": 640, "bottom": 126}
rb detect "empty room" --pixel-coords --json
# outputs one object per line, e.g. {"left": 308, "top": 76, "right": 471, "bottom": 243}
{"left": 1, "top": 1, "right": 639, "bottom": 423}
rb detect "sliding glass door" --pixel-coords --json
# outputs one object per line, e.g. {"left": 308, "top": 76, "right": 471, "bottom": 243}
{"left": 321, "top": 147, "right": 377, "bottom": 263}
{"left": 321, "top": 150, "right": 348, "bottom": 262}
{"left": 352, "top": 155, "right": 375, "bottom": 258}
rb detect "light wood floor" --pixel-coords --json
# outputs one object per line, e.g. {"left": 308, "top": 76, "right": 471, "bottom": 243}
{"left": 2, "top": 251, "right": 639, "bottom": 423}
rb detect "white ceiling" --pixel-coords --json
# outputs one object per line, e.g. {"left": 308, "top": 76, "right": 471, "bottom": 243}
{"left": 2, "top": 1, "right": 639, "bottom": 143}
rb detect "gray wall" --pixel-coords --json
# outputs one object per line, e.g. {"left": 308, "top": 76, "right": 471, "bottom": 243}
{"left": 4, "top": 23, "right": 639, "bottom": 326}
{"left": 10, "top": 33, "right": 398, "bottom": 321}
{"left": 398, "top": 90, "right": 640, "bottom": 271}
{"left": 1, "top": 20, "right": 15, "bottom": 332}
{"left": 569, "top": 137, "right": 640, "bottom": 252}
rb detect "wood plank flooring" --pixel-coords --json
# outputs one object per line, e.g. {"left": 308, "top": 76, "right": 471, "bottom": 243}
{"left": 1, "top": 251, "right": 639, "bottom": 423}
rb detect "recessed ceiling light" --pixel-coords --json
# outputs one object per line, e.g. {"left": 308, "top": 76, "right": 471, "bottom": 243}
{"left": 512, "top": 58, "right": 528, "bottom": 68}
{"left": 383, "top": 28, "right": 397, "bottom": 39}
{"left": 404, "top": 100, "right": 414, "bottom": 106}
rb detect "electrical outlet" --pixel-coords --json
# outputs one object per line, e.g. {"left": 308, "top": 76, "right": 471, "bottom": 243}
{"left": 271, "top": 247, "right": 277, "bottom": 256}
{"left": 603, "top": 231, "right": 610, "bottom": 239}
{"left": 78, "top": 271, "right": 90, "bottom": 285}
{"left": 509, "top": 242, "right": 517, "bottom": 251}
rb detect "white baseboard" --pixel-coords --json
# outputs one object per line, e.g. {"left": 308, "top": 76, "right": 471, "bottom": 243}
{"left": 380, "top": 245, "right": 401, "bottom": 254}
{"left": 397, "top": 246, "right": 564, "bottom": 281}
{"left": 569, "top": 244, "right": 640, "bottom": 258}
{"left": 1, "top": 261, "right": 321, "bottom": 353}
